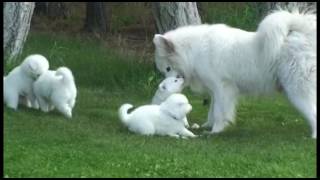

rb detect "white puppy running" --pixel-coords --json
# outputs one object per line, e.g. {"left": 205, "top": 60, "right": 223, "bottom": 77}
{"left": 33, "top": 67, "right": 77, "bottom": 118}
{"left": 151, "top": 77, "right": 191, "bottom": 128}
{"left": 4, "top": 54, "right": 49, "bottom": 110}
{"left": 119, "top": 93, "right": 197, "bottom": 138}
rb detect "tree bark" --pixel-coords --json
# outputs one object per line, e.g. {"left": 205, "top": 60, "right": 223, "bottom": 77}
{"left": 152, "top": 2, "right": 201, "bottom": 34}
{"left": 4, "top": 2, "right": 35, "bottom": 61}
{"left": 34, "top": 2, "right": 70, "bottom": 19}
{"left": 84, "top": 2, "right": 107, "bottom": 34}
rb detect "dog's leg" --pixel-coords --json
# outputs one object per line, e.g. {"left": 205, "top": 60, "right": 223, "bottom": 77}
{"left": 278, "top": 52, "right": 316, "bottom": 138}
{"left": 201, "top": 96, "right": 214, "bottom": 129}
{"left": 69, "top": 98, "right": 76, "bottom": 109}
{"left": 210, "top": 84, "right": 238, "bottom": 134}
{"left": 5, "top": 92, "right": 19, "bottom": 110}
{"left": 27, "top": 93, "right": 39, "bottom": 109}
{"left": 168, "top": 133, "right": 180, "bottom": 139}
{"left": 183, "top": 117, "right": 190, "bottom": 128}
{"left": 18, "top": 96, "right": 32, "bottom": 108}
{"left": 179, "top": 128, "right": 198, "bottom": 138}
{"left": 55, "top": 103, "right": 72, "bottom": 118}
{"left": 37, "top": 96, "right": 49, "bottom": 112}
{"left": 49, "top": 104, "right": 55, "bottom": 111}
{"left": 283, "top": 83, "right": 316, "bottom": 139}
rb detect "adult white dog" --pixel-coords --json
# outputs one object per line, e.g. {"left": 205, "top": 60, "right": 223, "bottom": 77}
{"left": 119, "top": 93, "right": 197, "bottom": 138}
{"left": 152, "top": 76, "right": 190, "bottom": 128}
{"left": 33, "top": 67, "right": 77, "bottom": 118}
{"left": 3, "top": 54, "right": 49, "bottom": 110}
{"left": 153, "top": 4, "right": 316, "bottom": 138}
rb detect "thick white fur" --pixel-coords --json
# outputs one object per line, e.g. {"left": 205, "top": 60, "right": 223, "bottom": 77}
{"left": 119, "top": 93, "right": 196, "bottom": 138}
{"left": 153, "top": 4, "right": 317, "bottom": 138}
{"left": 33, "top": 67, "right": 77, "bottom": 118}
{"left": 151, "top": 77, "right": 190, "bottom": 128}
{"left": 3, "top": 54, "right": 49, "bottom": 110}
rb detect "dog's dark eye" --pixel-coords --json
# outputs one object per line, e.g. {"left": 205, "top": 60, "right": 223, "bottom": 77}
{"left": 174, "top": 79, "right": 178, "bottom": 82}
{"left": 166, "top": 67, "right": 171, "bottom": 72}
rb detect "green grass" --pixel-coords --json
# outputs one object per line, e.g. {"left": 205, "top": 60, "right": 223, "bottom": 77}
{"left": 201, "top": 2, "right": 263, "bottom": 31}
{"left": 4, "top": 32, "right": 316, "bottom": 178}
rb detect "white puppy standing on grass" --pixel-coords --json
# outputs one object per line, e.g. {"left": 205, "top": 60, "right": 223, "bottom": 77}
{"left": 33, "top": 67, "right": 77, "bottom": 118}
{"left": 4, "top": 54, "right": 49, "bottom": 110}
{"left": 119, "top": 93, "right": 197, "bottom": 139}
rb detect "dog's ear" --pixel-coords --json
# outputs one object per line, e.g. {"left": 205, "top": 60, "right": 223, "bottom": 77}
{"left": 153, "top": 34, "right": 175, "bottom": 54}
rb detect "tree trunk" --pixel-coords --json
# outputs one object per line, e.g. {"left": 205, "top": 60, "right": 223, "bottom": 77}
{"left": 34, "top": 2, "right": 70, "bottom": 19}
{"left": 152, "top": 2, "right": 201, "bottom": 34}
{"left": 84, "top": 2, "right": 107, "bottom": 34}
{"left": 3, "top": 2, "right": 35, "bottom": 62}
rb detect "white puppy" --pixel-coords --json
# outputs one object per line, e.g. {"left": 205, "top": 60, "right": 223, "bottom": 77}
{"left": 33, "top": 67, "right": 77, "bottom": 118}
{"left": 4, "top": 54, "right": 49, "bottom": 110}
{"left": 153, "top": 4, "right": 316, "bottom": 138}
{"left": 152, "top": 76, "right": 184, "bottom": 104}
{"left": 119, "top": 93, "right": 197, "bottom": 138}
{"left": 151, "top": 77, "right": 190, "bottom": 128}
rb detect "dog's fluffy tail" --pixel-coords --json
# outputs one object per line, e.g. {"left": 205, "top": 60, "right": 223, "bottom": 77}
{"left": 55, "top": 67, "right": 74, "bottom": 84}
{"left": 118, "top": 104, "right": 133, "bottom": 125}
{"left": 256, "top": 2, "right": 316, "bottom": 61}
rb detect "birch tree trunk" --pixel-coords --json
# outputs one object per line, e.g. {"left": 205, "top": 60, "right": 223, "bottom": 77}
{"left": 4, "top": 2, "right": 35, "bottom": 62}
{"left": 152, "top": 2, "right": 201, "bottom": 34}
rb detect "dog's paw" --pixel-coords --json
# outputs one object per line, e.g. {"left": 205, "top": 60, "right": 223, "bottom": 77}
{"left": 201, "top": 121, "right": 213, "bottom": 129}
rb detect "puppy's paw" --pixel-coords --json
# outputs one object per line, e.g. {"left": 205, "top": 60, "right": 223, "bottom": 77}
{"left": 191, "top": 134, "right": 199, "bottom": 138}
{"left": 66, "top": 113, "right": 72, "bottom": 119}
{"left": 180, "top": 136, "right": 189, "bottom": 139}
{"left": 191, "top": 123, "right": 200, "bottom": 129}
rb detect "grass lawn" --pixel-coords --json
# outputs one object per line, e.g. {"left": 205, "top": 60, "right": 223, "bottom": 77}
{"left": 3, "top": 32, "right": 316, "bottom": 178}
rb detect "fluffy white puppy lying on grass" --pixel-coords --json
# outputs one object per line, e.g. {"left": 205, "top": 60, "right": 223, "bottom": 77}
{"left": 119, "top": 93, "right": 197, "bottom": 139}
{"left": 33, "top": 67, "right": 77, "bottom": 118}
{"left": 4, "top": 54, "right": 49, "bottom": 110}
{"left": 151, "top": 76, "right": 191, "bottom": 128}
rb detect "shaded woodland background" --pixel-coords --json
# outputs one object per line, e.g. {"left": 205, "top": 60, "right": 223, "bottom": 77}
{"left": 4, "top": 2, "right": 274, "bottom": 62}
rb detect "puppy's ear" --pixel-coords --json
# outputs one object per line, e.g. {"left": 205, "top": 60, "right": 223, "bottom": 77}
{"left": 153, "top": 34, "right": 175, "bottom": 54}
{"left": 55, "top": 75, "right": 64, "bottom": 81}
{"left": 159, "top": 82, "right": 167, "bottom": 91}
{"left": 28, "top": 62, "right": 37, "bottom": 71}
{"left": 170, "top": 107, "right": 185, "bottom": 121}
